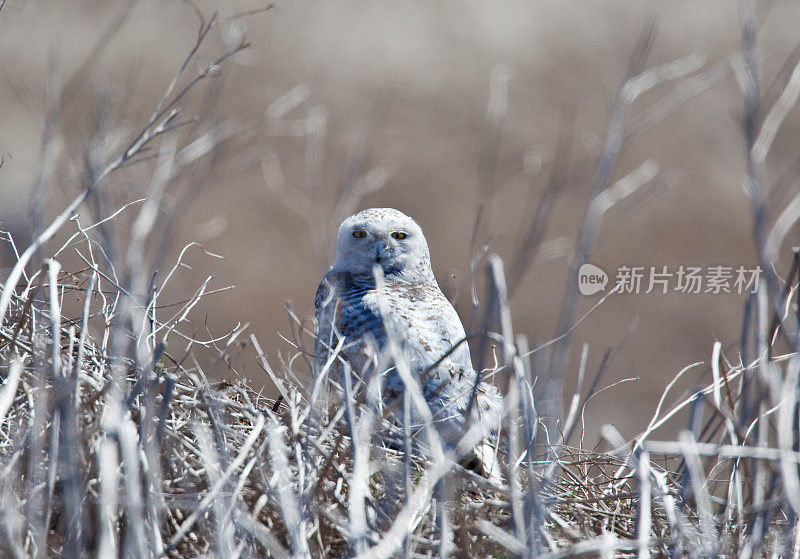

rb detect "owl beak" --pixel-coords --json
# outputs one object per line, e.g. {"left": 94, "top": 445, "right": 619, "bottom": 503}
{"left": 374, "top": 240, "right": 390, "bottom": 263}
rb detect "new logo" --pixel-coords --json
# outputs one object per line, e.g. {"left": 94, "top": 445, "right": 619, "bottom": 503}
{"left": 578, "top": 263, "right": 608, "bottom": 295}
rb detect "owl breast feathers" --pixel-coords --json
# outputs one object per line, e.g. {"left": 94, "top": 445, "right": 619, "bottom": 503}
{"left": 313, "top": 208, "right": 503, "bottom": 450}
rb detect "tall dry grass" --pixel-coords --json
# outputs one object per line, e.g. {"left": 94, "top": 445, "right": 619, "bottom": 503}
{"left": 2, "top": 3, "right": 800, "bottom": 558}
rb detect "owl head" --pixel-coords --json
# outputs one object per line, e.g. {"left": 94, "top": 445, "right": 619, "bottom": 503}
{"left": 333, "top": 208, "right": 435, "bottom": 282}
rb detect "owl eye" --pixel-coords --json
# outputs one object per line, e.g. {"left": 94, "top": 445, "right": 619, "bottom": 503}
{"left": 352, "top": 230, "right": 367, "bottom": 238}
{"left": 391, "top": 232, "right": 407, "bottom": 240}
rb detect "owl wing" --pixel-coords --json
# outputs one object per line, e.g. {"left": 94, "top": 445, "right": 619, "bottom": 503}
{"left": 401, "top": 288, "right": 502, "bottom": 440}
{"left": 394, "top": 286, "right": 472, "bottom": 378}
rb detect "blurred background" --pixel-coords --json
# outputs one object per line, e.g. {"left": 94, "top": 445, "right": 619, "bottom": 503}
{"left": 1, "top": 0, "right": 799, "bottom": 442}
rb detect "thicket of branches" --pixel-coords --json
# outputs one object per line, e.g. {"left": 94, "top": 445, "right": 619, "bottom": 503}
{"left": 2, "top": 3, "right": 800, "bottom": 558}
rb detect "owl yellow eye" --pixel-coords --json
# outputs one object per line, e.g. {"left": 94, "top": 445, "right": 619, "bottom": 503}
{"left": 352, "top": 230, "right": 367, "bottom": 238}
{"left": 391, "top": 232, "right": 407, "bottom": 240}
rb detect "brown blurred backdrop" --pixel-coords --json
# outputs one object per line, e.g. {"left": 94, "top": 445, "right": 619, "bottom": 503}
{"left": 1, "top": 0, "right": 799, "bottom": 442}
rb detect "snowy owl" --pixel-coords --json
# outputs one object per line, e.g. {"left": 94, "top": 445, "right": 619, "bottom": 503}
{"left": 314, "top": 207, "right": 503, "bottom": 477}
